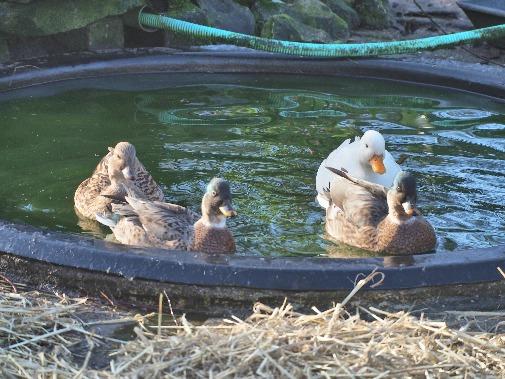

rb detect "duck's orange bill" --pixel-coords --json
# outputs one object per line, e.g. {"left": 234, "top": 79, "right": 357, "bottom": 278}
{"left": 405, "top": 209, "right": 415, "bottom": 216}
{"left": 219, "top": 206, "right": 237, "bottom": 218}
{"left": 402, "top": 202, "right": 416, "bottom": 217}
{"left": 369, "top": 155, "right": 386, "bottom": 174}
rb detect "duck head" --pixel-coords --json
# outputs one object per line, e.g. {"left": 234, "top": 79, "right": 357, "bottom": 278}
{"left": 108, "top": 142, "right": 137, "bottom": 181}
{"left": 201, "top": 178, "right": 237, "bottom": 228}
{"left": 102, "top": 152, "right": 131, "bottom": 200}
{"left": 107, "top": 152, "right": 128, "bottom": 186}
{"left": 387, "top": 171, "right": 418, "bottom": 220}
{"left": 359, "top": 130, "right": 386, "bottom": 175}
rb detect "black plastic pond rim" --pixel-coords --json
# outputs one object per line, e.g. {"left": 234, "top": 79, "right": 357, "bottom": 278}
{"left": 0, "top": 52, "right": 504, "bottom": 293}
{"left": 0, "top": 221, "right": 504, "bottom": 291}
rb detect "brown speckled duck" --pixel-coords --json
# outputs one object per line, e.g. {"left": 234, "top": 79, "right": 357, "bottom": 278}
{"left": 74, "top": 142, "right": 164, "bottom": 219}
{"left": 96, "top": 177, "right": 237, "bottom": 254}
{"left": 323, "top": 167, "right": 436, "bottom": 255}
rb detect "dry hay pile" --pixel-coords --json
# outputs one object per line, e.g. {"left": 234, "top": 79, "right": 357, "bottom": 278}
{"left": 0, "top": 275, "right": 504, "bottom": 378}
{"left": 112, "top": 303, "right": 505, "bottom": 378}
{"left": 0, "top": 279, "right": 142, "bottom": 378}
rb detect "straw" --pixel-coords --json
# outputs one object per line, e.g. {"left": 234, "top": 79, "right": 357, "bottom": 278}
{"left": 0, "top": 273, "right": 504, "bottom": 378}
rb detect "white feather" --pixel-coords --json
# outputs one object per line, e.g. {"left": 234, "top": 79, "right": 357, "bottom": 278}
{"left": 96, "top": 214, "right": 117, "bottom": 229}
{"left": 316, "top": 131, "right": 401, "bottom": 209}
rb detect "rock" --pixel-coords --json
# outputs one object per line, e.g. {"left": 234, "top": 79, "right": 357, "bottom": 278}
{"left": 261, "top": 13, "right": 334, "bottom": 43}
{"left": 195, "top": 0, "right": 255, "bottom": 34}
{"left": 253, "top": 0, "right": 349, "bottom": 41}
{"left": 164, "top": 1, "right": 210, "bottom": 47}
{"left": 87, "top": 17, "right": 124, "bottom": 51}
{"left": 0, "top": 0, "right": 145, "bottom": 37}
{"left": 322, "top": 0, "right": 360, "bottom": 28}
{"left": 353, "top": 0, "right": 392, "bottom": 29}
{"left": 0, "top": 36, "right": 9, "bottom": 63}
{"left": 252, "top": 0, "right": 282, "bottom": 30}
{"left": 7, "top": 28, "right": 87, "bottom": 60}
{"left": 290, "top": 0, "right": 348, "bottom": 39}
{"left": 166, "top": 1, "right": 208, "bottom": 25}
{"left": 261, "top": 14, "right": 302, "bottom": 41}
{"left": 234, "top": 0, "right": 256, "bottom": 7}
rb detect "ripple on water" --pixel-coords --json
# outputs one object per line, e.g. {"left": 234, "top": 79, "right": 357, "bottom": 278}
{"left": 359, "top": 119, "right": 414, "bottom": 131}
{"left": 473, "top": 123, "right": 505, "bottom": 131}
{"left": 437, "top": 131, "right": 505, "bottom": 153}
{"left": 279, "top": 110, "right": 347, "bottom": 118}
{"left": 432, "top": 109, "right": 496, "bottom": 120}
{"left": 0, "top": 75, "right": 504, "bottom": 256}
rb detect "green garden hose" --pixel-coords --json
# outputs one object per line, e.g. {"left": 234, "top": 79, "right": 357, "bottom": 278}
{"left": 138, "top": 11, "right": 505, "bottom": 58}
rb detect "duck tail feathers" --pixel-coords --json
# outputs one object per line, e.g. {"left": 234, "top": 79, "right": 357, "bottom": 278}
{"left": 111, "top": 203, "right": 137, "bottom": 217}
{"left": 316, "top": 192, "right": 331, "bottom": 210}
{"left": 96, "top": 213, "right": 117, "bottom": 228}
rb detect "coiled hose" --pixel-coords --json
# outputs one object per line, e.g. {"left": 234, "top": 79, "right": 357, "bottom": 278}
{"left": 138, "top": 11, "right": 505, "bottom": 58}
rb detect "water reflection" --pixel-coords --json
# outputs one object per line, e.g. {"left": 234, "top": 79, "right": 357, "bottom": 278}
{"left": 432, "top": 109, "right": 496, "bottom": 120}
{"left": 0, "top": 77, "right": 504, "bottom": 257}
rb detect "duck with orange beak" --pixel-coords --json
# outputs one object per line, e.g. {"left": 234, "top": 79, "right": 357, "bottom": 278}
{"left": 316, "top": 130, "right": 401, "bottom": 209}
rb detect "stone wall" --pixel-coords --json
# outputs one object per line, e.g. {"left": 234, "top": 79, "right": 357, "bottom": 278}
{"left": 0, "top": 0, "right": 391, "bottom": 63}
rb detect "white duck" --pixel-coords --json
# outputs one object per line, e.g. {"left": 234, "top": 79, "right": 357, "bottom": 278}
{"left": 316, "top": 130, "right": 401, "bottom": 209}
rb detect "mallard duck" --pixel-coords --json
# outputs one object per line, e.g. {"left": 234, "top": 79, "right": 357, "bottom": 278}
{"left": 96, "top": 177, "right": 237, "bottom": 254}
{"left": 323, "top": 167, "right": 436, "bottom": 255}
{"left": 74, "top": 142, "right": 164, "bottom": 219}
{"left": 316, "top": 130, "right": 401, "bottom": 208}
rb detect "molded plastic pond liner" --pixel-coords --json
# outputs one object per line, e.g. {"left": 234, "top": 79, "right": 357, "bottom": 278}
{"left": 0, "top": 53, "right": 504, "bottom": 316}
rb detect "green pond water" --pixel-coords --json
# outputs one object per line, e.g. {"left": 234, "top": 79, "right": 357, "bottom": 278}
{"left": 0, "top": 73, "right": 504, "bottom": 257}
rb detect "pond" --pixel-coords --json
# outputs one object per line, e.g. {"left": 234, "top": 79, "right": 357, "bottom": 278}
{"left": 0, "top": 73, "right": 504, "bottom": 257}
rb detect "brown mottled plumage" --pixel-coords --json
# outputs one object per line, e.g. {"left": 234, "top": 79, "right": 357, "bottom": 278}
{"left": 191, "top": 220, "right": 236, "bottom": 254}
{"left": 74, "top": 142, "right": 164, "bottom": 219}
{"left": 96, "top": 178, "right": 237, "bottom": 254}
{"left": 324, "top": 168, "right": 436, "bottom": 255}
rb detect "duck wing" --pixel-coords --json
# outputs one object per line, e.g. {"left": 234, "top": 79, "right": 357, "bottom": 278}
{"left": 134, "top": 160, "right": 165, "bottom": 202}
{"left": 324, "top": 176, "right": 385, "bottom": 249}
{"left": 316, "top": 137, "right": 362, "bottom": 207}
{"left": 328, "top": 177, "right": 387, "bottom": 228}
{"left": 149, "top": 201, "right": 201, "bottom": 225}
{"left": 326, "top": 168, "right": 388, "bottom": 227}
{"left": 97, "top": 211, "right": 154, "bottom": 247}
{"left": 125, "top": 196, "right": 199, "bottom": 243}
{"left": 92, "top": 152, "right": 111, "bottom": 176}
{"left": 326, "top": 167, "right": 388, "bottom": 199}
{"left": 74, "top": 173, "right": 112, "bottom": 219}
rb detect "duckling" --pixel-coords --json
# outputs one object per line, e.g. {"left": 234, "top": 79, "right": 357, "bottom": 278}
{"left": 323, "top": 168, "right": 436, "bottom": 255}
{"left": 74, "top": 142, "right": 164, "bottom": 219}
{"left": 316, "top": 130, "right": 401, "bottom": 209}
{"left": 96, "top": 177, "right": 237, "bottom": 254}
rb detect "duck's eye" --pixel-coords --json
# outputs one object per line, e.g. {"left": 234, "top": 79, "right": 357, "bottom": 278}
{"left": 365, "top": 144, "right": 369, "bottom": 148}
{"left": 396, "top": 186, "right": 401, "bottom": 192}
{"left": 212, "top": 191, "right": 217, "bottom": 197}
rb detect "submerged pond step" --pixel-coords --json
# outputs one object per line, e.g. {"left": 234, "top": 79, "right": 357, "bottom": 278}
{"left": 0, "top": 53, "right": 504, "bottom": 314}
